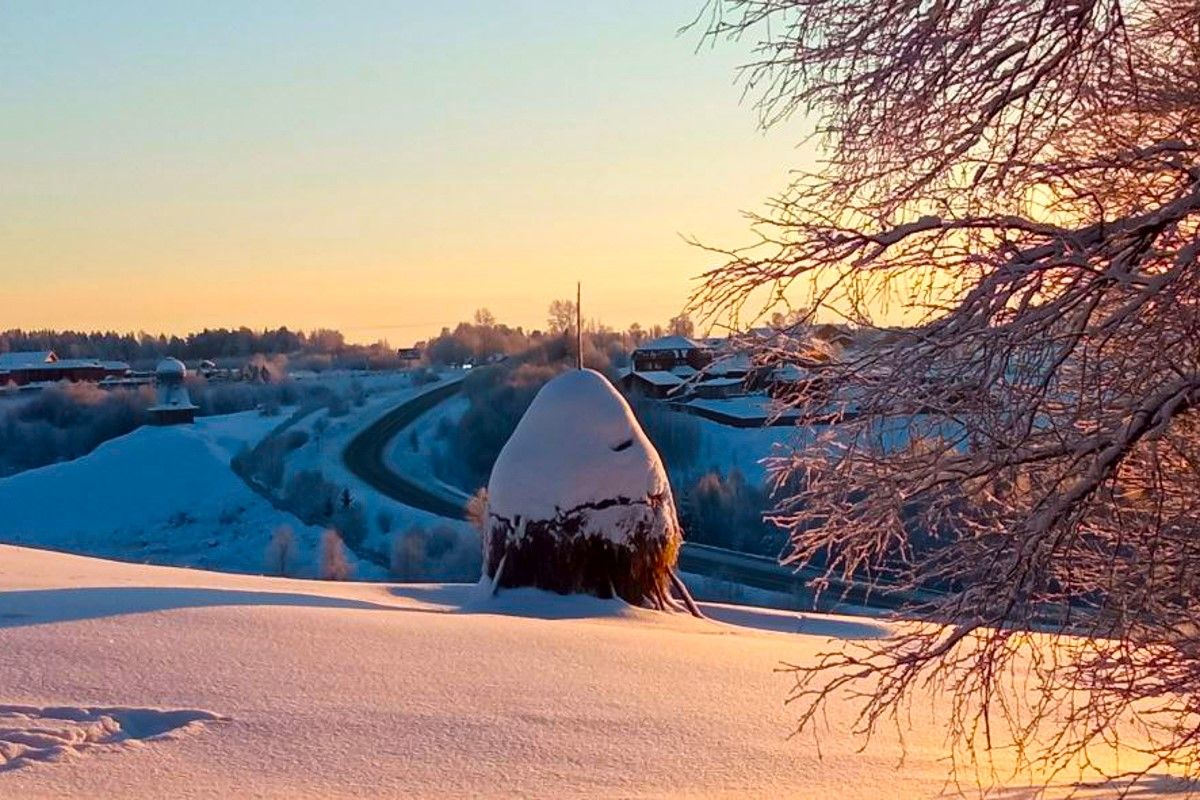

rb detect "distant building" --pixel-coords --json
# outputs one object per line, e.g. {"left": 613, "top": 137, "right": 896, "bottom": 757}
{"left": 619, "top": 326, "right": 861, "bottom": 404}
{"left": 630, "top": 335, "right": 712, "bottom": 373}
{"left": 148, "top": 358, "right": 197, "bottom": 425}
{"left": 620, "top": 369, "right": 686, "bottom": 399}
{"left": 621, "top": 336, "right": 713, "bottom": 400}
{"left": 396, "top": 346, "right": 422, "bottom": 365}
{"left": 810, "top": 323, "right": 854, "bottom": 349}
{"left": 0, "top": 350, "right": 130, "bottom": 387}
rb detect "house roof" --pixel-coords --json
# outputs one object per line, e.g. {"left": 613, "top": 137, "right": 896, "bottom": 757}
{"left": 633, "top": 335, "right": 705, "bottom": 353}
{"left": 772, "top": 364, "right": 812, "bottom": 382}
{"left": 0, "top": 351, "right": 57, "bottom": 369}
{"left": 628, "top": 370, "right": 684, "bottom": 387}
{"left": 707, "top": 351, "right": 753, "bottom": 376}
{"left": 0, "top": 352, "right": 129, "bottom": 376}
{"left": 51, "top": 358, "right": 104, "bottom": 369}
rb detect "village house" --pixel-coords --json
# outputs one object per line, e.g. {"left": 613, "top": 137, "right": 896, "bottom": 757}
{"left": 620, "top": 335, "right": 715, "bottom": 398}
{"left": 629, "top": 335, "right": 712, "bottom": 372}
{"left": 619, "top": 325, "right": 864, "bottom": 403}
{"left": 396, "top": 345, "right": 423, "bottom": 366}
{"left": 0, "top": 351, "right": 130, "bottom": 387}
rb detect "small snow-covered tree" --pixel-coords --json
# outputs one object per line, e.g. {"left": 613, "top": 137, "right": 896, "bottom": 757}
{"left": 318, "top": 530, "right": 352, "bottom": 581}
{"left": 465, "top": 488, "right": 488, "bottom": 533}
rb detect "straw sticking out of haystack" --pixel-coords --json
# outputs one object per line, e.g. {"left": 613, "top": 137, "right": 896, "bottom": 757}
{"left": 480, "top": 369, "right": 700, "bottom": 615}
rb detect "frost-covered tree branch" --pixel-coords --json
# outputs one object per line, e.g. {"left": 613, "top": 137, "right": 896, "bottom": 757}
{"left": 692, "top": 0, "right": 1200, "bottom": 788}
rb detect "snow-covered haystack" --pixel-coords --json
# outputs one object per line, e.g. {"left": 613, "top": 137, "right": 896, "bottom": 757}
{"left": 482, "top": 369, "right": 696, "bottom": 612}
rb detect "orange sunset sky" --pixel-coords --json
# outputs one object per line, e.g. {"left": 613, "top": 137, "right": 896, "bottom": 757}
{"left": 3, "top": 2, "right": 821, "bottom": 343}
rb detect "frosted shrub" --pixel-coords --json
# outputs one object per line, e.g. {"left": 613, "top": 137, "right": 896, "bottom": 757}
{"left": 388, "top": 524, "right": 480, "bottom": 581}
{"left": 427, "top": 524, "right": 482, "bottom": 581}
{"left": 318, "top": 530, "right": 351, "bottom": 581}
{"left": 390, "top": 527, "right": 427, "bottom": 580}
{"left": 283, "top": 470, "right": 335, "bottom": 521}
{"left": 265, "top": 525, "right": 296, "bottom": 576}
{"left": 326, "top": 393, "right": 350, "bottom": 418}
{"left": 465, "top": 488, "right": 488, "bottom": 532}
{"left": 411, "top": 367, "right": 439, "bottom": 386}
{"left": 231, "top": 439, "right": 286, "bottom": 490}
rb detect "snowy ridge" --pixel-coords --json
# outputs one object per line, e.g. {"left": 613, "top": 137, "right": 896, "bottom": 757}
{"left": 0, "top": 412, "right": 334, "bottom": 576}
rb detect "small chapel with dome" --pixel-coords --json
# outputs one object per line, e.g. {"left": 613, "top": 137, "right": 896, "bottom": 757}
{"left": 148, "top": 357, "right": 198, "bottom": 425}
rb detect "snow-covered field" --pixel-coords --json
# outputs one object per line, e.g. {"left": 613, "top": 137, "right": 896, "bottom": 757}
{"left": 0, "top": 545, "right": 1183, "bottom": 798}
{"left": 687, "top": 414, "right": 796, "bottom": 485}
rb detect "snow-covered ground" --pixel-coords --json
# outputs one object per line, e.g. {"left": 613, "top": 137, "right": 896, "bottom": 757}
{"left": 0, "top": 545, "right": 1182, "bottom": 798}
{"left": 386, "top": 393, "right": 470, "bottom": 499}
{"left": 687, "top": 415, "right": 797, "bottom": 485}
{"left": 0, "top": 368, "right": 478, "bottom": 582}
{"left": 0, "top": 411, "right": 338, "bottom": 576}
{"left": 0, "top": 374, "right": 1189, "bottom": 797}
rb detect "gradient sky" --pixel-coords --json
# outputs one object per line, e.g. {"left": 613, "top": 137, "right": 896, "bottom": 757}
{"left": 3, "top": 1, "right": 812, "bottom": 343}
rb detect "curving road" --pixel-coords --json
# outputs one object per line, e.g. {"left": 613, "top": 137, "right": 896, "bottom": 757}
{"left": 343, "top": 377, "right": 470, "bottom": 520}
{"left": 342, "top": 376, "right": 930, "bottom": 612}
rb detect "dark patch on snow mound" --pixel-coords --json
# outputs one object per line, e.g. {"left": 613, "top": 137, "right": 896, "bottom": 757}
{"left": 484, "top": 495, "right": 681, "bottom": 606}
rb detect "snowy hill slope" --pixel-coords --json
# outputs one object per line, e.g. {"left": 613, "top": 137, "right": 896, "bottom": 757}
{"left": 0, "top": 413, "right": 341, "bottom": 576}
{"left": 0, "top": 545, "right": 1184, "bottom": 798}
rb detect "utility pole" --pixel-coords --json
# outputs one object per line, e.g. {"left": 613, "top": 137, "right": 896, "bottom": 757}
{"left": 576, "top": 281, "right": 583, "bottom": 370}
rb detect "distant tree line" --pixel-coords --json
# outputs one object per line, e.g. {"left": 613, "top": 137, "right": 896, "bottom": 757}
{"left": 3, "top": 301, "right": 701, "bottom": 370}
{"left": 0, "top": 326, "right": 358, "bottom": 365}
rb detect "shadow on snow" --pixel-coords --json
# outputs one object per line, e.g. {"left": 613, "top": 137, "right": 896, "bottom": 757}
{"left": 0, "top": 586, "right": 402, "bottom": 629}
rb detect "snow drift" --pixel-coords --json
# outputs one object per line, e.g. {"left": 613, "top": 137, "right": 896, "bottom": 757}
{"left": 0, "top": 544, "right": 1180, "bottom": 798}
